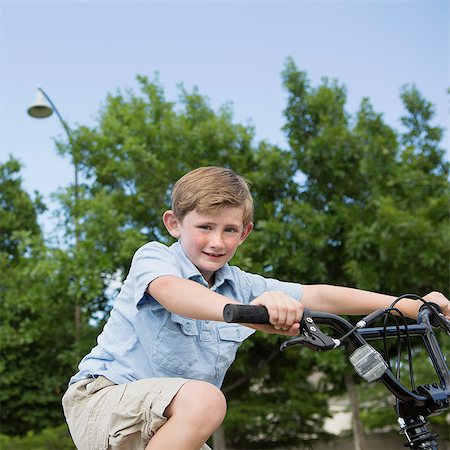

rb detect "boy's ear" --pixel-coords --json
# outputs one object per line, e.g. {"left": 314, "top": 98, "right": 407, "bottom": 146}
{"left": 162, "top": 210, "right": 181, "bottom": 239}
{"left": 239, "top": 222, "right": 254, "bottom": 245}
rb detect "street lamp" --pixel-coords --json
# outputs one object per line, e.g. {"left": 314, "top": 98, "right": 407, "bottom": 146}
{"left": 27, "top": 87, "right": 81, "bottom": 341}
{"left": 27, "top": 87, "right": 79, "bottom": 218}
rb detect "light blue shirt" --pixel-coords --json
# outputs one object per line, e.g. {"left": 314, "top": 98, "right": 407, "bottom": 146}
{"left": 70, "top": 241, "right": 303, "bottom": 388}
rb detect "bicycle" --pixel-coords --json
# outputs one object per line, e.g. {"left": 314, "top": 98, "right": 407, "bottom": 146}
{"left": 223, "top": 295, "right": 450, "bottom": 449}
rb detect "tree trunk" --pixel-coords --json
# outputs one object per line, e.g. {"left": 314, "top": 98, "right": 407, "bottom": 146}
{"left": 212, "top": 424, "right": 227, "bottom": 450}
{"left": 344, "top": 372, "right": 366, "bottom": 450}
{"left": 75, "top": 303, "right": 81, "bottom": 343}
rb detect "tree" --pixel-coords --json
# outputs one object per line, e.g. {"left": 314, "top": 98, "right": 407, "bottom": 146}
{"left": 52, "top": 75, "right": 335, "bottom": 447}
{"left": 0, "top": 158, "right": 76, "bottom": 435}
{"left": 0, "top": 158, "right": 45, "bottom": 260}
{"left": 279, "top": 57, "right": 449, "bottom": 443}
{"left": 344, "top": 85, "right": 449, "bottom": 294}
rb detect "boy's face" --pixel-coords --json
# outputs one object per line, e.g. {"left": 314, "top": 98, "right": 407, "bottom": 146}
{"left": 163, "top": 206, "right": 253, "bottom": 284}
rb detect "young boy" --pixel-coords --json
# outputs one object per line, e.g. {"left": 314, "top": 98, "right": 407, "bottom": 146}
{"left": 63, "top": 166, "right": 449, "bottom": 450}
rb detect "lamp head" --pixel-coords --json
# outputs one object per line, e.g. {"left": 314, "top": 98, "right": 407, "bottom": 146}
{"left": 27, "top": 89, "right": 53, "bottom": 118}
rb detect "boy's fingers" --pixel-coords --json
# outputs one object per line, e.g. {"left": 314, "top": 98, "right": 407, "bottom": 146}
{"left": 276, "top": 300, "right": 288, "bottom": 326}
{"left": 287, "top": 302, "right": 303, "bottom": 326}
{"left": 275, "top": 323, "right": 301, "bottom": 336}
{"left": 278, "top": 294, "right": 302, "bottom": 324}
{"left": 252, "top": 291, "right": 303, "bottom": 330}
{"left": 266, "top": 304, "right": 280, "bottom": 327}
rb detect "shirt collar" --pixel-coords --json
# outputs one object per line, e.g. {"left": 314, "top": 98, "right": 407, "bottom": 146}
{"left": 171, "top": 241, "right": 235, "bottom": 289}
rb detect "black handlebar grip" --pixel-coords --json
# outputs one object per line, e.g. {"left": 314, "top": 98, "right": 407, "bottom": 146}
{"left": 223, "top": 304, "right": 270, "bottom": 324}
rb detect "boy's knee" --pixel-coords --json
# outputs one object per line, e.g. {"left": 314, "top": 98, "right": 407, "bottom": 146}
{"left": 166, "top": 380, "right": 227, "bottom": 427}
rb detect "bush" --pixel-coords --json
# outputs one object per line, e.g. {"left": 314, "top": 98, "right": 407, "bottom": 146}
{"left": 0, "top": 424, "right": 75, "bottom": 450}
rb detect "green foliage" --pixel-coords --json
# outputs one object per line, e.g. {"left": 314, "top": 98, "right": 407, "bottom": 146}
{"left": 0, "top": 157, "right": 45, "bottom": 259}
{"left": 281, "top": 59, "right": 449, "bottom": 296}
{"left": 0, "top": 159, "right": 83, "bottom": 434}
{"left": 0, "top": 424, "right": 74, "bottom": 450}
{"left": 55, "top": 75, "right": 259, "bottom": 279}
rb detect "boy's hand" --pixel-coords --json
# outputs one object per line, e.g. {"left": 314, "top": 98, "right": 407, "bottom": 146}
{"left": 250, "top": 291, "right": 303, "bottom": 335}
{"left": 423, "top": 291, "right": 450, "bottom": 321}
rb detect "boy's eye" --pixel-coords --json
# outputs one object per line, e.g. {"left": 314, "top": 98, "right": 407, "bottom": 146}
{"left": 225, "top": 228, "right": 239, "bottom": 233}
{"left": 198, "top": 225, "right": 211, "bottom": 230}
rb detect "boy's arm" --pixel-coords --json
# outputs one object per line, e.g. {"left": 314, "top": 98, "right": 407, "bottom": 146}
{"left": 301, "top": 285, "right": 450, "bottom": 320}
{"left": 148, "top": 275, "right": 237, "bottom": 321}
{"left": 149, "top": 277, "right": 449, "bottom": 335}
{"left": 148, "top": 275, "right": 303, "bottom": 336}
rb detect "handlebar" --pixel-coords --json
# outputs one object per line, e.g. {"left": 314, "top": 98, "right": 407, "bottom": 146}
{"left": 223, "top": 300, "right": 450, "bottom": 448}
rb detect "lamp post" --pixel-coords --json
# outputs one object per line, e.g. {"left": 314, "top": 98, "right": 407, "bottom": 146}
{"left": 27, "top": 87, "right": 81, "bottom": 342}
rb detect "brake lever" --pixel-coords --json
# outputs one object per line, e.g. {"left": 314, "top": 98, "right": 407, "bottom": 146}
{"left": 280, "top": 309, "right": 340, "bottom": 352}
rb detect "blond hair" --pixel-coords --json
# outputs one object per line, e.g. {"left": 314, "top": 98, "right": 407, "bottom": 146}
{"left": 171, "top": 167, "right": 254, "bottom": 225}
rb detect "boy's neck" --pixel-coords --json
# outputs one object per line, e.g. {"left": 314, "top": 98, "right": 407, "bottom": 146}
{"left": 207, "top": 273, "right": 215, "bottom": 288}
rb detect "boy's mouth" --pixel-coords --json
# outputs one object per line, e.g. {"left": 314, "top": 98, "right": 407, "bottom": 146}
{"left": 203, "top": 252, "right": 225, "bottom": 258}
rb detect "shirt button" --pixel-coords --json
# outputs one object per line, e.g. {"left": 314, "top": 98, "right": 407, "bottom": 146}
{"left": 236, "top": 329, "right": 241, "bottom": 338}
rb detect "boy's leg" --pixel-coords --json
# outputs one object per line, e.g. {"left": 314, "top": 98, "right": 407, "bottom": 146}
{"left": 146, "top": 380, "right": 226, "bottom": 450}
{"left": 62, "top": 376, "right": 224, "bottom": 450}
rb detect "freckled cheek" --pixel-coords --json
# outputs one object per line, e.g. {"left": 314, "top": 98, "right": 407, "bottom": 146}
{"left": 189, "top": 235, "right": 209, "bottom": 251}
{"left": 224, "top": 236, "right": 242, "bottom": 251}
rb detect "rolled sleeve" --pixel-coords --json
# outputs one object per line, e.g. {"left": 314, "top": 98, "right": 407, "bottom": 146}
{"left": 240, "top": 270, "right": 303, "bottom": 303}
{"left": 131, "top": 242, "right": 181, "bottom": 305}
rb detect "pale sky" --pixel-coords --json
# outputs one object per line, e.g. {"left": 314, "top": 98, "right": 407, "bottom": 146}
{"left": 1, "top": 0, "right": 448, "bottom": 214}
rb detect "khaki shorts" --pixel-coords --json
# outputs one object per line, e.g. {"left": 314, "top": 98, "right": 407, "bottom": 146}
{"left": 62, "top": 376, "right": 212, "bottom": 450}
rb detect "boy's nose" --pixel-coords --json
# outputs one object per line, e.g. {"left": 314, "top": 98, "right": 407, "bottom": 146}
{"left": 210, "top": 232, "right": 224, "bottom": 248}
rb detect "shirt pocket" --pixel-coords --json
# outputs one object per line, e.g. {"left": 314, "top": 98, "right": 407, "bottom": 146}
{"left": 216, "top": 324, "right": 255, "bottom": 374}
{"left": 151, "top": 313, "right": 199, "bottom": 375}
